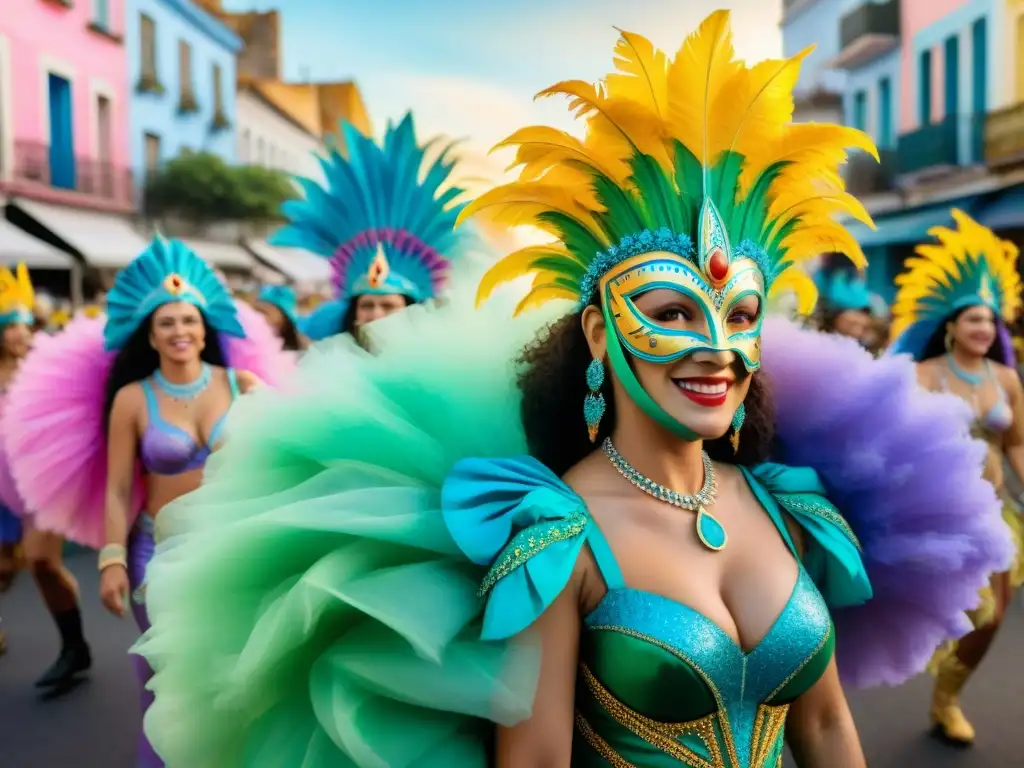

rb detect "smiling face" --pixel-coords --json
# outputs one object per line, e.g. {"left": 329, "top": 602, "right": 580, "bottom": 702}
{"left": 1, "top": 322, "right": 32, "bottom": 359}
{"left": 832, "top": 308, "right": 871, "bottom": 341}
{"left": 949, "top": 304, "right": 997, "bottom": 358}
{"left": 150, "top": 301, "right": 206, "bottom": 364}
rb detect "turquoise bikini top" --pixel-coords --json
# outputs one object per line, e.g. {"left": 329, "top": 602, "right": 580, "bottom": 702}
{"left": 441, "top": 457, "right": 871, "bottom": 768}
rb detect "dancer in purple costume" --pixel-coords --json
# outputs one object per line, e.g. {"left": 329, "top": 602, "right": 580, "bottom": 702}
{"left": 889, "top": 208, "right": 1024, "bottom": 746}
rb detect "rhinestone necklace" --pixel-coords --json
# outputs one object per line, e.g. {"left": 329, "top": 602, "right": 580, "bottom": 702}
{"left": 154, "top": 362, "right": 212, "bottom": 402}
{"left": 602, "top": 437, "right": 728, "bottom": 552}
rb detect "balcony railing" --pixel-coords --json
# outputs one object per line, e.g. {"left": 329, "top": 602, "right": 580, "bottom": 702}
{"left": 10, "top": 140, "right": 134, "bottom": 210}
{"left": 984, "top": 102, "right": 1024, "bottom": 168}
{"left": 895, "top": 115, "right": 984, "bottom": 175}
{"left": 844, "top": 149, "right": 896, "bottom": 195}
{"left": 834, "top": 0, "right": 900, "bottom": 69}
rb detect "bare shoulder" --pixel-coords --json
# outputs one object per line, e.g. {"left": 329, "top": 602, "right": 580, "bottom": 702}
{"left": 991, "top": 360, "right": 1021, "bottom": 391}
{"left": 915, "top": 357, "right": 942, "bottom": 389}
{"left": 233, "top": 369, "right": 261, "bottom": 394}
{"left": 112, "top": 380, "right": 144, "bottom": 409}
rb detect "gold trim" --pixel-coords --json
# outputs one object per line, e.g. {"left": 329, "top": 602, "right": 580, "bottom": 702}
{"left": 478, "top": 509, "right": 588, "bottom": 596}
{"left": 575, "top": 712, "right": 636, "bottom": 767}
{"left": 766, "top": 621, "right": 832, "bottom": 702}
{"left": 750, "top": 704, "right": 789, "bottom": 767}
{"left": 580, "top": 663, "right": 720, "bottom": 767}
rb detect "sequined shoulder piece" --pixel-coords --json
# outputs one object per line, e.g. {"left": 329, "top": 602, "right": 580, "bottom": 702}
{"left": 746, "top": 463, "right": 873, "bottom": 610}
{"left": 441, "top": 455, "right": 592, "bottom": 641}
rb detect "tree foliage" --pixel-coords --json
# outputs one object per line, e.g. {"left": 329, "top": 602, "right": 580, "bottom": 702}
{"left": 144, "top": 152, "right": 296, "bottom": 224}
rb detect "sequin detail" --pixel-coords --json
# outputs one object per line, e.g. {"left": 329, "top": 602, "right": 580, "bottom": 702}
{"left": 775, "top": 492, "right": 861, "bottom": 551}
{"left": 575, "top": 712, "right": 635, "bottom": 767}
{"left": 750, "top": 704, "right": 790, "bottom": 767}
{"left": 477, "top": 507, "right": 588, "bottom": 597}
{"left": 580, "top": 663, "right": 721, "bottom": 767}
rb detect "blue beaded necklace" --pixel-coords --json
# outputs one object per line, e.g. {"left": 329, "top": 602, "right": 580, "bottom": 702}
{"left": 154, "top": 362, "right": 212, "bottom": 401}
{"left": 945, "top": 353, "right": 985, "bottom": 387}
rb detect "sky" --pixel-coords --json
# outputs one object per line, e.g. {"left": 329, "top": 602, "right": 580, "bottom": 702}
{"left": 221, "top": 0, "right": 784, "bottom": 190}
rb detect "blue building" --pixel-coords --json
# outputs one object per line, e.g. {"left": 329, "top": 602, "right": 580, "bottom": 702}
{"left": 125, "top": 0, "right": 242, "bottom": 195}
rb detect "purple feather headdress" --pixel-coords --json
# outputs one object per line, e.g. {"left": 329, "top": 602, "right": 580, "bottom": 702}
{"left": 762, "top": 317, "right": 1014, "bottom": 689}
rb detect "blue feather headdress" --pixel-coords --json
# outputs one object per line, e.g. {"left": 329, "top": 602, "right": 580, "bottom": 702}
{"left": 256, "top": 284, "right": 298, "bottom": 326}
{"left": 104, "top": 237, "right": 245, "bottom": 351}
{"left": 815, "top": 269, "right": 873, "bottom": 313}
{"left": 270, "top": 112, "right": 470, "bottom": 339}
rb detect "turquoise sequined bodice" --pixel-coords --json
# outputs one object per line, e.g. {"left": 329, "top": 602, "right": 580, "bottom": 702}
{"left": 440, "top": 457, "right": 870, "bottom": 768}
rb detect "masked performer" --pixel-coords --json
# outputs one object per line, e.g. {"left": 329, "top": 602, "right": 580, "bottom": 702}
{"left": 888, "top": 209, "right": 1024, "bottom": 746}
{"left": 254, "top": 284, "right": 304, "bottom": 353}
{"left": 813, "top": 256, "right": 874, "bottom": 343}
{"left": 3, "top": 238, "right": 293, "bottom": 766}
{"left": 137, "top": 13, "right": 1010, "bottom": 767}
{"left": 283, "top": 112, "right": 474, "bottom": 344}
{"left": 0, "top": 265, "right": 94, "bottom": 683}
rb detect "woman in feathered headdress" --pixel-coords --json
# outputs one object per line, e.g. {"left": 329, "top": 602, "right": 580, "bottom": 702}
{"left": 253, "top": 283, "right": 304, "bottom": 353}
{"left": 0, "top": 265, "right": 94, "bottom": 682}
{"left": 135, "top": 12, "right": 1008, "bottom": 767}
{"left": 888, "top": 209, "right": 1024, "bottom": 746}
{"left": 2, "top": 238, "right": 293, "bottom": 767}
{"left": 813, "top": 254, "right": 875, "bottom": 343}
{"left": 278, "top": 112, "right": 476, "bottom": 345}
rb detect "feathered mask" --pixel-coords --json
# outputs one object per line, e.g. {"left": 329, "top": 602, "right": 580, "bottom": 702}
{"left": 104, "top": 237, "right": 245, "bottom": 351}
{"left": 0, "top": 263, "right": 35, "bottom": 327}
{"left": 270, "top": 112, "right": 471, "bottom": 339}
{"left": 889, "top": 208, "right": 1021, "bottom": 359}
{"left": 460, "top": 11, "right": 876, "bottom": 437}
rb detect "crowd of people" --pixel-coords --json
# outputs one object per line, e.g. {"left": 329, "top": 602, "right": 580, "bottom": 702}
{"left": 0, "top": 12, "right": 1021, "bottom": 767}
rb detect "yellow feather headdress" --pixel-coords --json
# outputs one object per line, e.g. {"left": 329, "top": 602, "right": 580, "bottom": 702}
{"left": 889, "top": 209, "right": 1021, "bottom": 358}
{"left": 461, "top": 10, "right": 877, "bottom": 316}
{"left": 0, "top": 263, "right": 35, "bottom": 325}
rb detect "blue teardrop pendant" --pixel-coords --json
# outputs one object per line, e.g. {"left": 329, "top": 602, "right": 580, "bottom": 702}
{"left": 695, "top": 505, "right": 728, "bottom": 551}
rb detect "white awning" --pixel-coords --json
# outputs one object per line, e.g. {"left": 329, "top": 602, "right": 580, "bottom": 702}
{"left": 180, "top": 239, "right": 255, "bottom": 271}
{"left": 246, "top": 240, "right": 330, "bottom": 285}
{"left": 0, "top": 210, "right": 73, "bottom": 269}
{"left": 13, "top": 198, "right": 148, "bottom": 268}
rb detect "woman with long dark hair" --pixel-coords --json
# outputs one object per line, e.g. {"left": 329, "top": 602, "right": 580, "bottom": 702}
{"left": 813, "top": 255, "right": 874, "bottom": 343}
{"left": 3, "top": 238, "right": 292, "bottom": 767}
{"left": 253, "top": 284, "right": 305, "bottom": 353}
{"left": 282, "top": 112, "right": 476, "bottom": 347}
{"left": 133, "top": 15, "right": 1010, "bottom": 767}
{"left": 0, "top": 265, "right": 92, "bottom": 683}
{"left": 888, "top": 209, "right": 1024, "bottom": 746}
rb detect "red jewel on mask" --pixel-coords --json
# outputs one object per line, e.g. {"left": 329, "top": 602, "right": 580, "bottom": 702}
{"left": 708, "top": 248, "right": 729, "bottom": 283}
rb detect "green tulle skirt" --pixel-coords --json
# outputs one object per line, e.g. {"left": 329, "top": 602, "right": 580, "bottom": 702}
{"left": 136, "top": 285, "right": 565, "bottom": 767}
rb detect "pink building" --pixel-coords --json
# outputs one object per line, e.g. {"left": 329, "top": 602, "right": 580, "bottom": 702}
{"left": 0, "top": 0, "right": 133, "bottom": 213}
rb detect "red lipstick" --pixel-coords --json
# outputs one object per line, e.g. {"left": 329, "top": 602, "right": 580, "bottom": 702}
{"left": 673, "top": 377, "right": 732, "bottom": 408}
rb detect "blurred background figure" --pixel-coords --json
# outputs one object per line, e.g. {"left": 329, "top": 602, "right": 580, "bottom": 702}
{"left": 813, "top": 253, "right": 876, "bottom": 344}
{"left": 253, "top": 284, "right": 304, "bottom": 352}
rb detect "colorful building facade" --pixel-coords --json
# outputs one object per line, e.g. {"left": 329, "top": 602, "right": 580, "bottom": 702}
{"left": 781, "top": 0, "right": 848, "bottom": 123}
{"left": 125, "top": 0, "right": 242, "bottom": 194}
{"left": 0, "top": 0, "right": 133, "bottom": 212}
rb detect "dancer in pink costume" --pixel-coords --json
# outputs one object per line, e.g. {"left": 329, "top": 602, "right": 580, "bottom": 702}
{"left": 3, "top": 238, "right": 293, "bottom": 766}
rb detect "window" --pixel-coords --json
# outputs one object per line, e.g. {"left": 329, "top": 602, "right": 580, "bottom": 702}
{"left": 93, "top": 0, "right": 110, "bottom": 30}
{"left": 144, "top": 132, "right": 161, "bottom": 171}
{"left": 944, "top": 35, "right": 959, "bottom": 119}
{"left": 877, "top": 77, "right": 892, "bottom": 149}
{"left": 919, "top": 49, "right": 932, "bottom": 124}
{"left": 256, "top": 137, "right": 265, "bottom": 163}
{"left": 269, "top": 143, "right": 276, "bottom": 167}
{"left": 96, "top": 95, "right": 112, "bottom": 162}
{"left": 972, "top": 18, "right": 987, "bottom": 115}
{"left": 140, "top": 14, "right": 156, "bottom": 79}
{"left": 240, "top": 128, "right": 250, "bottom": 162}
{"left": 852, "top": 90, "right": 867, "bottom": 132}
{"left": 213, "top": 63, "right": 223, "bottom": 114}
{"left": 179, "top": 40, "right": 193, "bottom": 97}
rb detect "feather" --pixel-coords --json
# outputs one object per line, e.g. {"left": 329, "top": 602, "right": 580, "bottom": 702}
{"left": 608, "top": 29, "right": 669, "bottom": 117}
{"left": 768, "top": 267, "right": 818, "bottom": 315}
{"left": 475, "top": 245, "right": 581, "bottom": 307}
{"left": 496, "top": 126, "right": 629, "bottom": 183}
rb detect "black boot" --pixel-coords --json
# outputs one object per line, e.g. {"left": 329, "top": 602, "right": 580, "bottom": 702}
{"left": 35, "top": 607, "right": 91, "bottom": 688}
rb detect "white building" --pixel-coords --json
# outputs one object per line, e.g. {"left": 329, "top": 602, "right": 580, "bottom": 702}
{"left": 235, "top": 81, "right": 323, "bottom": 182}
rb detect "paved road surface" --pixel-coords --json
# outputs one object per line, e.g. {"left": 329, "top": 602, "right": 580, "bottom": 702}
{"left": 2, "top": 553, "right": 1023, "bottom": 767}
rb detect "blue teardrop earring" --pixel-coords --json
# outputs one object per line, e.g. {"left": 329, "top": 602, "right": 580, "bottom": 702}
{"left": 730, "top": 403, "right": 746, "bottom": 454}
{"left": 584, "top": 358, "right": 606, "bottom": 443}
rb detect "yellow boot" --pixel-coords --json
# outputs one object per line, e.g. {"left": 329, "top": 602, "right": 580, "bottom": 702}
{"left": 930, "top": 654, "right": 976, "bottom": 745}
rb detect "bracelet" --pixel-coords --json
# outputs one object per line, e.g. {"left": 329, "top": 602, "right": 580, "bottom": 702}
{"left": 98, "top": 544, "right": 127, "bottom": 573}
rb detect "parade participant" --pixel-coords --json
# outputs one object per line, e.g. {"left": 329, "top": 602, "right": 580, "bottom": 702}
{"left": 253, "top": 284, "right": 304, "bottom": 352}
{"left": 278, "top": 112, "right": 475, "bottom": 344}
{"left": 137, "top": 13, "right": 1009, "bottom": 767}
{"left": 888, "top": 209, "right": 1024, "bottom": 746}
{"left": 813, "top": 255, "right": 874, "bottom": 343}
{"left": 0, "top": 264, "right": 93, "bottom": 684}
{"left": 3, "top": 238, "right": 293, "bottom": 766}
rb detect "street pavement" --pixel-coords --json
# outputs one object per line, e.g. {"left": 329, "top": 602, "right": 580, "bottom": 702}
{"left": 1, "top": 552, "right": 1023, "bottom": 767}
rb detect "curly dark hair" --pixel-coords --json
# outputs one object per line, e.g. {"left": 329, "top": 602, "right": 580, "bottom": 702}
{"left": 517, "top": 310, "right": 776, "bottom": 476}
{"left": 919, "top": 305, "right": 1008, "bottom": 364}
